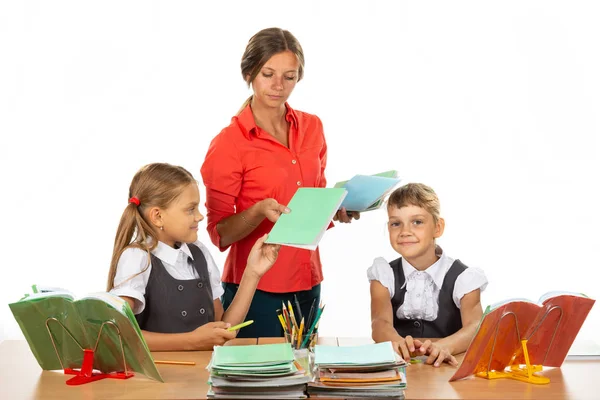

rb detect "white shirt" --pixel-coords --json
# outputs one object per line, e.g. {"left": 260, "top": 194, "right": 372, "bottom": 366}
{"left": 109, "top": 240, "right": 224, "bottom": 314}
{"left": 367, "top": 247, "right": 488, "bottom": 321}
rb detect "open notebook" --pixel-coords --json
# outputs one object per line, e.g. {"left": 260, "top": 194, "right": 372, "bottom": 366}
{"left": 450, "top": 291, "right": 595, "bottom": 382}
{"left": 9, "top": 285, "right": 162, "bottom": 382}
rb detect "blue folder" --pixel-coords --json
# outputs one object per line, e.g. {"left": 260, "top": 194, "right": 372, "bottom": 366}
{"left": 339, "top": 174, "right": 401, "bottom": 212}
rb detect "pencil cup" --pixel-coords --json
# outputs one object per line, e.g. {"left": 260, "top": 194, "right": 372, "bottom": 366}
{"left": 284, "top": 330, "right": 318, "bottom": 351}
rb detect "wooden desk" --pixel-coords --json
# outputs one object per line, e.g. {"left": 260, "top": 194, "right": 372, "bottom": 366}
{"left": 2, "top": 339, "right": 598, "bottom": 399}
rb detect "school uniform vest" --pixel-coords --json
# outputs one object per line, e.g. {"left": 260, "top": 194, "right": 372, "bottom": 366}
{"left": 390, "top": 257, "right": 467, "bottom": 338}
{"left": 135, "top": 243, "right": 215, "bottom": 333}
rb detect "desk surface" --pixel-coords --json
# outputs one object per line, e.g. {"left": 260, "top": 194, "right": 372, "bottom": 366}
{"left": 1, "top": 338, "right": 598, "bottom": 400}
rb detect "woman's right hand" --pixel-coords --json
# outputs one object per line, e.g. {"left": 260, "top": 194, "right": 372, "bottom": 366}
{"left": 188, "top": 321, "right": 236, "bottom": 350}
{"left": 258, "top": 198, "right": 290, "bottom": 223}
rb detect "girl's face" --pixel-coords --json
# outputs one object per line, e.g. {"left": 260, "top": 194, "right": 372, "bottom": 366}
{"left": 250, "top": 50, "right": 299, "bottom": 109}
{"left": 387, "top": 204, "right": 444, "bottom": 266}
{"left": 156, "top": 183, "right": 204, "bottom": 247}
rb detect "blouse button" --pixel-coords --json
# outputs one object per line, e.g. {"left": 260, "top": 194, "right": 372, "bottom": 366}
{"left": 414, "top": 320, "right": 421, "bottom": 328}
{"left": 416, "top": 293, "right": 421, "bottom": 298}
{"left": 296, "top": 181, "right": 301, "bottom": 186}
{"left": 197, "top": 282, "right": 203, "bottom": 289}
{"left": 178, "top": 285, "right": 184, "bottom": 291}
{"left": 199, "top": 308, "right": 206, "bottom": 315}
{"left": 292, "top": 159, "right": 297, "bottom": 164}
{"left": 181, "top": 310, "right": 187, "bottom": 317}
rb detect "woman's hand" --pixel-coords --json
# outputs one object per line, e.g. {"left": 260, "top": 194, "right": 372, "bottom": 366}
{"left": 258, "top": 198, "right": 290, "bottom": 223}
{"left": 333, "top": 207, "right": 360, "bottom": 223}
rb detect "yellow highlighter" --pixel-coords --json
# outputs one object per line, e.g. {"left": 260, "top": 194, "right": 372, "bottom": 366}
{"left": 227, "top": 320, "right": 254, "bottom": 331}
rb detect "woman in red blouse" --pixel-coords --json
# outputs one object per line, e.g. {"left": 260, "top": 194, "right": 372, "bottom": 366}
{"left": 201, "top": 27, "right": 358, "bottom": 337}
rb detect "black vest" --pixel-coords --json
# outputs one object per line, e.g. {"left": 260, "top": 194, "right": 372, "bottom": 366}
{"left": 390, "top": 257, "right": 467, "bottom": 338}
{"left": 135, "top": 243, "right": 215, "bottom": 333}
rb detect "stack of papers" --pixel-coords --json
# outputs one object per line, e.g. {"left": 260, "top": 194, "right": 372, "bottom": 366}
{"left": 207, "top": 343, "right": 310, "bottom": 399}
{"left": 308, "top": 342, "right": 407, "bottom": 399}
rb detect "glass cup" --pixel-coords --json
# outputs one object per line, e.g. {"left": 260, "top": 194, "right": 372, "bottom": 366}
{"left": 284, "top": 330, "right": 318, "bottom": 352}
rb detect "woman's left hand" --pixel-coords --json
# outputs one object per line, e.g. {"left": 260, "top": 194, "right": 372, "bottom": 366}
{"left": 333, "top": 207, "right": 360, "bottom": 223}
{"left": 246, "top": 234, "right": 281, "bottom": 278}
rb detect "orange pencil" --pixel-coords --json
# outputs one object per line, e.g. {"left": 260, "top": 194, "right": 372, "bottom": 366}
{"left": 154, "top": 360, "right": 195, "bottom": 366}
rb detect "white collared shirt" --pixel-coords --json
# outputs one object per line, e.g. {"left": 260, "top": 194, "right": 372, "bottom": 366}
{"left": 109, "top": 240, "right": 224, "bottom": 314}
{"left": 367, "top": 247, "right": 488, "bottom": 321}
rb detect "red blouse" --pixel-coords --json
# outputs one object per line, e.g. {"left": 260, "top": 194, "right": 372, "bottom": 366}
{"left": 200, "top": 103, "right": 329, "bottom": 293}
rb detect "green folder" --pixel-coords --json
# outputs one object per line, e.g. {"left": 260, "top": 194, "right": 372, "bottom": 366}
{"left": 9, "top": 287, "right": 163, "bottom": 382}
{"left": 265, "top": 188, "right": 347, "bottom": 250}
{"left": 212, "top": 343, "right": 295, "bottom": 367}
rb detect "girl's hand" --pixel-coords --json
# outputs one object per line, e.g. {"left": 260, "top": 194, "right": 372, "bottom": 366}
{"left": 392, "top": 335, "right": 417, "bottom": 362}
{"left": 188, "top": 321, "right": 236, "bottom": 350}
{"left": 413, "top": 339, "right": 458, "bottom": 367}
{"left": 259, "top": 198, "right": 290, "bottom": 223}
{"left": 333, "top": 207, "right": 360, "bottom": 223}
{"left": 246, "top": 234, "right": 281, "bottom": 278}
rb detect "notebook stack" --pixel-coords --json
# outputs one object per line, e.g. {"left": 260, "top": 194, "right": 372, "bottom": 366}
{"left": 207, "top": 343, "right": 310, "bottom": 399}
{"left": 308, "top": 341, "right": 407, "bottom": 399}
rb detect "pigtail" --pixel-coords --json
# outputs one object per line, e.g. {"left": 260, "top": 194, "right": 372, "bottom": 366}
{"left": 106, "top": 203, "right": 139, "bottom": 291}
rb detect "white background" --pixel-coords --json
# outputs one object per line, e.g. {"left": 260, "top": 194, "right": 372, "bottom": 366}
{"left": 1, "top": 1, "right": 599, "bottom": 352}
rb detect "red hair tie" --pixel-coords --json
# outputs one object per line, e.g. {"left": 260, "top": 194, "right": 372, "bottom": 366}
{"left": 129, "top": 197, "right": 140, "bottom": 206}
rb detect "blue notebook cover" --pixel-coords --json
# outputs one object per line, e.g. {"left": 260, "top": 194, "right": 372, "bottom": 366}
{"left": 340, "top": 175, "right": 401, "bottom": 212}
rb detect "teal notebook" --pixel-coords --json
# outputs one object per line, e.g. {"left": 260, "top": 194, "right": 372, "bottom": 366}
{"left": 333, "top": 170, "right": 398, "bottom": 189}
{"left": 9, "top": 286, "right": 163, "bottom": 382}
{"left": 334, "top": 172, "right": 401, "bottom": 212}
{"left": 314, "top": 341, "right": 400, "bottom": 366}
{"left": 212, "top": 343, "right": 295, "bottom": 367}
{"left": 265, "top": 188, "right": 347, "bottom": 250}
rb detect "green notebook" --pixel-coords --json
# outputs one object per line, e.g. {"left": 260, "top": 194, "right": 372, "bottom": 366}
{"left": 9, "top": 285, "right": 163, "bottom": 382}
{"left": 212, "top": 343, "right": 295, "bottom": 367}
{"left": 265, "top": 188, "right": 347, "bottom": 250}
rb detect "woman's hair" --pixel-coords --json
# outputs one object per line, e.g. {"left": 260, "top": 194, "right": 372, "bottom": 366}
{"left": 237, "top": 27, "right": 305, "bottom": 114}
{"left": 106, "top": 163, "right": 196, "bottom": 291}
{"left": 387, "top": 183, "right": 441, "bottom": 223}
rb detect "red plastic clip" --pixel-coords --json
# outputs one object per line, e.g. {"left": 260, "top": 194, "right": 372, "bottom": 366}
{"left": 63, "top": 349, "right": 134, "bottom": 385}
